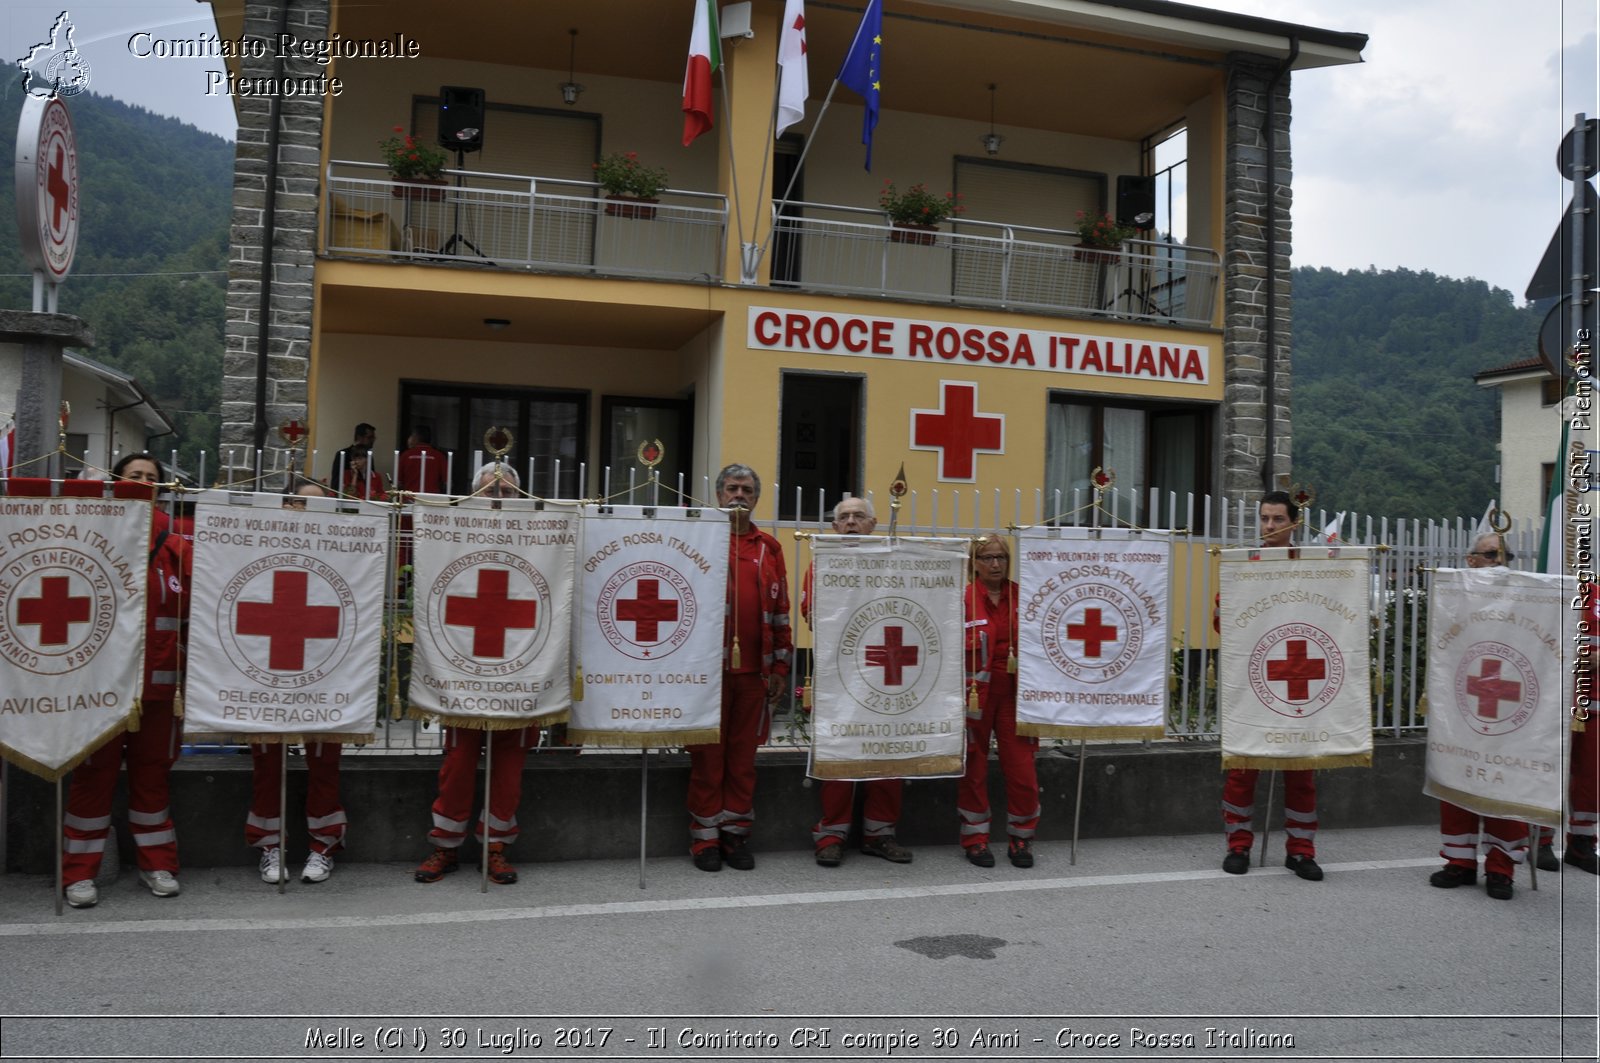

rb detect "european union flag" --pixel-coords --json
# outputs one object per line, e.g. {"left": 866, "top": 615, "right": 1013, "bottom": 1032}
{"left": 837, "top": 0, "right": 883, "bottom": 170}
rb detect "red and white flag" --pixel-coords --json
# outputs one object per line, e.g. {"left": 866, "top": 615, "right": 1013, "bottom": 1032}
{"left": 682, "top": 0, "right": 721, "bottom": 146}
{"left": 0, "top": 421, "right": 14, "bottom": 480}
{"left": 775, "top": 0, "right": 809, "bottom": 137}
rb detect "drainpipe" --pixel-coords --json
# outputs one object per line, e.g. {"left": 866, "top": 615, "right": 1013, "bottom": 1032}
{"left": 1262, "top": 36, "right": 1299, "bottom": 491}
{"left": 252, "top": 0, "right": 294, "bottom": 456}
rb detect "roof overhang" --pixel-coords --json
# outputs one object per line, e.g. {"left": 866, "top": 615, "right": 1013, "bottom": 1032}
{"left": 64, "top": 352, "right": 176, "bottom": 437}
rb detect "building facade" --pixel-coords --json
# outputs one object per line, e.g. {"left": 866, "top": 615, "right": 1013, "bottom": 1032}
{"left": 205, "top": 0, "right": 1365, "bottom": 517}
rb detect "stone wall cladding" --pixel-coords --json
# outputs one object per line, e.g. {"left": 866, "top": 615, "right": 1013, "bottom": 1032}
{"left": 1223, "top": 54, "right": 1294, "bottom": 502}
{"left": 220, "top": 0, "right": 330, "bottom": 480}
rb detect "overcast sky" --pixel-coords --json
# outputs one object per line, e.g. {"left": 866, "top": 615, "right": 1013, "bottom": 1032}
{"left": 3, "top": 0, "right": 1596, "bottom": 299}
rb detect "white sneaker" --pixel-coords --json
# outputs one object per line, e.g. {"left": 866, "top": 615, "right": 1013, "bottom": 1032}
{"left": 301, "top": 851, "right": 334, "bottom": 883}
{"left": 65, "top": 880, "right": 98, "bottom": 908}
{"left": 139, "top": 869, "right": 180, "bottom": 897}
{"left": 259, "top": 846, "right": 282, "bottom": 884}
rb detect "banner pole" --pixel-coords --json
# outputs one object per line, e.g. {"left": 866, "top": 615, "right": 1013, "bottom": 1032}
{"left": 481, "top": 734, "right": 492, "bottom": 894}
{"left": 54, "top": 777, "right": 64, "bottom": 917}
{"left": 1258, "top": 770, "right": 1278, "bottom": 868}
{"left": 1070, "top": 739, "right": 1087, "bottom": 865}
{"left": 278, "top": 745, "right": 288, "bottom": 892}
{"left": 639, "top": 748, "right": 649, "bottom": 890}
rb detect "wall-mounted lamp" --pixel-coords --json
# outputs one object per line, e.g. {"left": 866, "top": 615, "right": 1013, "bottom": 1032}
{"left": 980, "top": 83, "right": 1004, "bottom": 156}
{"left": 559, "top": 29, "right": 585, "bottom": 106}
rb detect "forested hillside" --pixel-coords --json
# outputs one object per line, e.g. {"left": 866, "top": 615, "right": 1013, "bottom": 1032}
{"left": 0, "top": 88, "right": 232, "bottom": 474}
{"left": 1290, "top": 266, "right": 1543, "bottom": 523}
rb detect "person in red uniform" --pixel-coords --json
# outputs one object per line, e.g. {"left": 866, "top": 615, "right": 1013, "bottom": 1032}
{"left": 960, "top": 532, "right": 1040, "bottom": 868}
{"left": 414, "top": 463, "right": 533, "bottom": 886}
{"left": 801, "top": 496, "right": 912, "bottom": 867}
{"left": 397, "top": 426, "right": 448, "bottom": 495}
{"left": 247, "top": 479, "right": 348, "bottom": 885}
{"left": 1532, "top": 571, "right": 1599, "bottom": 875}
{"left": 1221, "top": 490, "right": 1323, "bottom": 881}
{"left": 1429, "top": 532, "right": 1533, "bottom": 899}
{"left": 686, "top": 463, "right": 792, "bottom": 872}
{"left": 337, "top": 445, "right": 387, "bottom": 502}
{"left": 62, "top": 454, "right": 189, "bottom": 908}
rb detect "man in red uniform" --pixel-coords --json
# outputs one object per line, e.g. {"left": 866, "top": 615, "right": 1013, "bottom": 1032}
{"left": 63, "top": 455, "right": 188, "bottom": 908}
{"left": 397, "top": 426, "right": 448, "bottom": 495}
{"left": 1221, "top": 490, "right": 1323, "bottom": 881}
{"left": 1535, "top": 590, "right": 1600, "bottom": 875}
{"left": 414, "top": 463, "right": 532, "bottom": 886}
{"left": 686, "top": 464, "right": 792, "bottom": 871}
{"left": 801, "top": 497, "right": 912, "bottom": 867}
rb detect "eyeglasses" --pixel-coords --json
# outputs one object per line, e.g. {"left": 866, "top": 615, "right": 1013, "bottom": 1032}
{"left": 975, "top": 555, "right": 1008, "bottom": 564}
{"left": 1469, "top": 550, "right": 1503, "bottom": 561}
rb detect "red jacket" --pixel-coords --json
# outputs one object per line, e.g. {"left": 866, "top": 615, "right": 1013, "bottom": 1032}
{"left": 144, "top": 508, "right": 190, "bottom": 701}
{"left": 725, "top": 523, "right": 792, "bottom": 678}
{"left": 964, "top": 579, "right": 1016, "bottom": 697}
{"left": 397, "top": 444, "right": 448, "bottom": 494}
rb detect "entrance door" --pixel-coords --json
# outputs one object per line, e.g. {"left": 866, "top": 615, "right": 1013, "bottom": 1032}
{"left": 778, "top": 373, "right": 862, "bottom": 521}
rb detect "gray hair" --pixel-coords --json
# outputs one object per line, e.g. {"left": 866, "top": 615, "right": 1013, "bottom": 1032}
{"left": 831, "top": 495, "right": 876, "bottom": 520}
{"left": 473, "top": 462, "right": 521, "bottom": 490}
{"left": 715, "top": 463, "right": 761, "bottom": 498}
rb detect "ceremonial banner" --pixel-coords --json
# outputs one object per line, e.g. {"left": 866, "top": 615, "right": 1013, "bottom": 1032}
{"left": 0, "top": 493, "right": 148, "bottom": 779}
{"left": 183, "top": 493, "right": 387, "bottom": 742}
{"left": 570, "top": 509, "right": 728, "bottom": 746}
{"left": 1423, "top": 567, "right": 1574, "bottom": 825}
{"left": 1218, "top": 547, "right": 1373, "bottom": 770}
{"left": 1015, "top": 527, "right": 1170, "bottom": 739}
{"left": 810, "top": 536, "right": 967, "bottom": 780}
{"left": 409, "top": 497, "right": 577, "bottom": 728}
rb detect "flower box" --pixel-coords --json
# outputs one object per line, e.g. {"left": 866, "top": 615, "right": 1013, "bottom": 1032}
{"left": 890, "top": 223, "right": 939, "bottom": 246}
{"left": 605, "top": 195, "right": 659, "bottom": 221}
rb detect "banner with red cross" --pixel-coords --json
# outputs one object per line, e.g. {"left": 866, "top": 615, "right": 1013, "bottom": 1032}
{"left": 569, "top": 509, "right": 728, "bottom": 746}
{"left": 809, "top": 536, "right": 968, "bottom": 780}
{"left": 183, "top": 494, "right": 388, "bottom": 742}
{"left": 1423, "top": 567, "right": 1574, "bottom": 826}
{"left": 1218, "top": 547, "right": 1373, "bottom": 770}
{"left": 409, "top": 498, "right": 577, "bottom": 729}
{"left": 1015, "top": 528, "right": 1170, "bottom": 739}
{"left": 0, "top": 492, "right": 148, "bottom": 780}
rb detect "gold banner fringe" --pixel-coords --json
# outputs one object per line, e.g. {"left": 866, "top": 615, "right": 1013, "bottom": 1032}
{"left": 406, "top": 708, "right": 565, "bottom": 731}
{"left": 1427, "top": 780, "right": 1562, "bottom": 828}
{"left": 811, "top": 754, "right": 962, "bottom": 780}
{"left": 183, "top": 732, "right": 375, "bottom": 746}
{"left": 1222, "top": 751, "right": 1372, "bottom": 771}
{"left": 565, "top": 726, "right": 721, "bottom": 748}
{"left": 1018, "top": 723, "right": 1166, "bottom": 741}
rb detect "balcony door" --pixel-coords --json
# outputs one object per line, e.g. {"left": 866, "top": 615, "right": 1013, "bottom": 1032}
{"left": 778, "top": 373, "right": 862, "bottom": 521}
{"left": 400, "top": 382, "right": 587, "bottom": 498}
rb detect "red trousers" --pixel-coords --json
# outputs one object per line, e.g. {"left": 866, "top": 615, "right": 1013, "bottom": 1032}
{"left": 427, "top": 726, "right": 533, "bottom": 848}
{"left": 957, "top": 674, "right": 1040, "bottom": 850}
{"left": 1441, "top": 801, "right": 1528, "bottom": 877}
{"left": 1222, "top": 768, "right": 1318, "bottom": 857}
{"left": 687, "top": 673, "right": 766, "bottom": 854}
{"left": 62, "top": 701, "right": 180, "bottom": 884}
{"left": 247, "top": 742, "right": 347, "bottom": 854}
{"left": 813, "top": 779, "right": 904, "bottom": 851}
{"left": 1538, "top": 723, "right": 1598, "bottom": 850}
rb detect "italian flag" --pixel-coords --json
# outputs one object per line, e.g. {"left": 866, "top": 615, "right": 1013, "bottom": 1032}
{"left": 682, "top": 0, "right": 721, "bottom": 146}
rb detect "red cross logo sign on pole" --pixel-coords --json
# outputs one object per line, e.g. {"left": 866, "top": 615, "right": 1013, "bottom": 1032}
{"left": 616, "top": 579, "right": 680, "bottom": 648}
{"left": 445, "top": 568, "right": 538, "bottom": 658}
{"left": 1465, "top": 657, "right": 1522, "bottom": 720}
{"left": 910, "top": 381, "right": 1005, "bottom": 482}
{"left": 235, "top": 570, "right": 342, "bottom": 672}
{"left": 17, "top": 575, "right": 91, "bottom": 646}
{"left": 865, "top": 626, "right": 920, "bottom": 686}
{"left": 1265, "top": 639, "right": 1327, "bottom": 703}
{"left": 1066, "top": 607, "right": 1118, "bottom": 658}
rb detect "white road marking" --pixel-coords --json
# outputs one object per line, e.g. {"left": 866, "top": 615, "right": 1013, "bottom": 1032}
{"left": 0, "top": 858, "right": 1441, "bottom": 938}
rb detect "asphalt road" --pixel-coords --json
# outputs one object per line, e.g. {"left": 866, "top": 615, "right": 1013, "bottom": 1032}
{"left": 0, "top": 824, "right": 1594, "bottom": 1061}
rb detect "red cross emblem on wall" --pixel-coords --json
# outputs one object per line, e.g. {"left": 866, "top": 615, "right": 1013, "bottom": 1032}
{"left": 445, "top": 568, "right": 539, "bottom": 658}
{"left": 1266, "top": 639, "right": 1327, "bottom": 705}
{"left": 910, "top": 381, "right": 1005, "bottom": 483}
{"left": 1465, "top": 657, "right": 1521, "bottom": 720}
{"left": 235, "top": 570, "right": 342, "bottom": 672}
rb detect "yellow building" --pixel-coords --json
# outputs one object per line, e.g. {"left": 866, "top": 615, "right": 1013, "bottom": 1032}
{"left": 204, "top": 0, "right": 1365, "bottom": 520}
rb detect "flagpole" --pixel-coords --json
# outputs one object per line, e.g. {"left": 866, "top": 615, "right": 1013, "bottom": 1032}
{"left": 756, "top": 79, "right": 846, "bottom": 270}
{"left": 278, "top": 744, "right": 289, "bottom": 893}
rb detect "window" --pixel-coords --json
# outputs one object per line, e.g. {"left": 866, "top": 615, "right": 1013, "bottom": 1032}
{"left": 400, "top": 382, "right": 587, "bottom": 497}
{"left": 1145, "top": 125, "right": 1188, "bottom": 245}
{"left": 778, "top": 373, "right": 863, "bottom": 521}
{"left": 600, "top": 395, "right": 694, "bottom": 505}
{"left": 1045, "top": 395, "right": 1212, "bottom": 525}
{"left": 1542, "top": 376, "right": 1563, "bottom": 406}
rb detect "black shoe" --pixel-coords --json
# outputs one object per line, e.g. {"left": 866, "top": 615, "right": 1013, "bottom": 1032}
{"left": 1429, "top": 864, "right": 1477, "bottom": 889}
{"left": 861, "top": 837, "right": 914, "bottom": 863}
{"left": 966, "top": 845, "right": 996, "bottom": 868}
{"left": 692, "top": 847, "right": 722, "bottom": 872}
{"left": 1284, "top": 854, "right": 1323, "bottom": 881}
{"left": 722, "top": 840, "right": 755, "bottom": 871}
{"left": 815, "top": 843, "right": 843, "bottom": 867}
{"left": 1007, "top": 839, "right": 1034, "bottom": 868}
{"left": 1222, "top": 849, "right": 1250, "bottom": 875}
{"left": 1485, "top": 872, "right": 1514, "bottom": 900}
{"left": 1565, "top": 847, "right": 1599, "bottom": 875}
{"left": 1536, "top": 844, "right": 1560, "bottom": 872}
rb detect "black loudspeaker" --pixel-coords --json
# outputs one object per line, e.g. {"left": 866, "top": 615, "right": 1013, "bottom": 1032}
{"left": 438, "top": 86, "right": 485, "bottom": 153}
{"left": 1116, "top": 175, "right": 1157, "bottom": 228}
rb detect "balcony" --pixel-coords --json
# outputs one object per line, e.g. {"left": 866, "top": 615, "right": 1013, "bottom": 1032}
{"left": 323, "top": 164, "right": 1220, "bottom": 329}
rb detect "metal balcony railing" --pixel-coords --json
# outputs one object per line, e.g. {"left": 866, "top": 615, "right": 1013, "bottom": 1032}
{"left": 324, "top": 162, "right": 728, "bottom": 282}
{"left": 769, "top": 201, "right": 1221, "bottom": 328}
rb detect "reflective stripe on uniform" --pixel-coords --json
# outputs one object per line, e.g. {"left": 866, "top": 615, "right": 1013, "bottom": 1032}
{"left": 127, "top": 807, "right": 170, "bottom": 826}
{"left": 64, "top": 812, "right": 111, "bottom": 832}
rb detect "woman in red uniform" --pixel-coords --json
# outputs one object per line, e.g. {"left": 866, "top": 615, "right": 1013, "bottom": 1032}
{"left": 959, "top": 533, "right": 1040, "bottom": 868}
{"left": 62, "top": 453, "right": 188, "bottom": 908}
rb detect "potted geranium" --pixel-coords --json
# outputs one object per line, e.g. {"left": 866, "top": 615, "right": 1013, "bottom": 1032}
{"left": 379, "top": 125, "right": 448, "bottom": 200}
{"left": 594, "top": 151, "right": 669, "bottom": 219}
{"left": 879, "top": 181, "right": 963, "bottom": 243}
{"left": 1074, "top": 210, "right": 1135, "bottom": 261}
